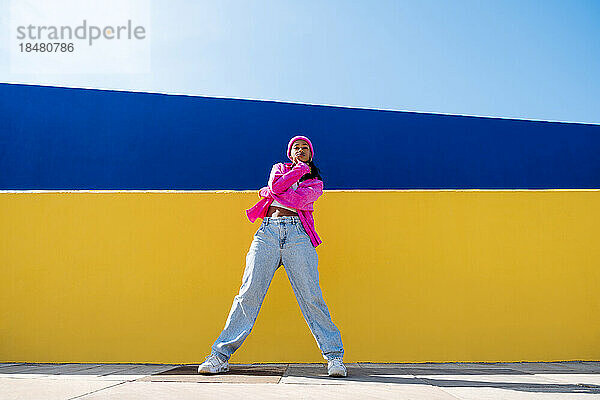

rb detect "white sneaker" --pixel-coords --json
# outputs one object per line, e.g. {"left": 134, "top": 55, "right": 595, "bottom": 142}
{"left": 197, "top": 353, "right": 229, "bottom": 374}
{"left": 327, "top": 358, "right": 347, "bottom": 377}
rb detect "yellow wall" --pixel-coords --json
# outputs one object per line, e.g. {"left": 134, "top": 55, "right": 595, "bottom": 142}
{"left": 1, "top": 191, "right": 599, "bottom": 363}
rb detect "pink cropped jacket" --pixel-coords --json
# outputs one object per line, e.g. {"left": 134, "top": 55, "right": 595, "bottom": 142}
{"left": 245, "top": 161, "right": 323, "bottom": 247}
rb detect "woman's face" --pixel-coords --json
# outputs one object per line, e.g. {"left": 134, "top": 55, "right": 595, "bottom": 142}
{"left": 291, "top": 139, "right": 312, "bottom": 163}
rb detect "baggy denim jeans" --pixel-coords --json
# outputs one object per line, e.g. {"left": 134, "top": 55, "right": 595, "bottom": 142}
{"left": 211, "top": 216, "right": 344, "bottom": 362}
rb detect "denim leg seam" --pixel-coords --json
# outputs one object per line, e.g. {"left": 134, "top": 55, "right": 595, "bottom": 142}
{"left": 285, "top": 271, "right": 324, "bottom": 349}
{"left": 211, "top": 228, "right": 280, "bottom": 360}
{"left": 287, "top": 265, "right": 344, "bottom": 357}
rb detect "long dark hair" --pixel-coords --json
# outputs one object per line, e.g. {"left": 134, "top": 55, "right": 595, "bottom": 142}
{"left": 299, "top": 160, "right": 323, "bottom": 182}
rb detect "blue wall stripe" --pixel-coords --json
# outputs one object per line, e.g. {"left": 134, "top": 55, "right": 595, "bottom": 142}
{"left": 1, "top": 83, "right": 599, "bottom": 190}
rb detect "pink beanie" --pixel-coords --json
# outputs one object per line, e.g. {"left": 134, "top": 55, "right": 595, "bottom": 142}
{"left": 287, "top": 135, "right": 315, "bottom": 161}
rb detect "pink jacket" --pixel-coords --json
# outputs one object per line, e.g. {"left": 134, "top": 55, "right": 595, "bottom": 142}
{"left": 245, "top": 161, "right": 324, "bottom": 247}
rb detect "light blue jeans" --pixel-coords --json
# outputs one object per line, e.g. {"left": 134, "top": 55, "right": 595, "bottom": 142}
{"left": 211, "top": 216, "right": 344, "bottom": 362}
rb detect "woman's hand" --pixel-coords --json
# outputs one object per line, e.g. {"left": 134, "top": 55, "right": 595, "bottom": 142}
{"left": 291, "top": 154, "right": 301, "bottom": 165}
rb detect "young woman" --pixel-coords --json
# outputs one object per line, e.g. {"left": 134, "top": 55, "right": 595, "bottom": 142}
{"left": 197, "top": 135, "right": 347, "bottom": 377}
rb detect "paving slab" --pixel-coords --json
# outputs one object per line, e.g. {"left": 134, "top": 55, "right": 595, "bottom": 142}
{"left": 439, "top": 385, "right": 600, "bottom": 399}
{"left": 76, "top": 381, "right": 460, "bottom": 400}
{"left": 0, "top": 364, "right": 79, "bottom": 378}
{"left": 532, "top": 374, "right": 600, "bottom": 386}
{"left": 359, "top": 362, "right": 468, "bottom": 369}
{"left": 1, "top": 362, "right": 598, "bottom": 399}
{"left": 5, "top": 364, "right": 166, "bottom": 381}
{"left": 414, "top": 373, "right": 600, "bottom": 399}
{"left": 388, "top": 367, "right": 526, "bottom": 376}
{"left": 414, "top": 372, "right": 566, "bottom": 385}
{"left": 0, "top": 363, "right": 70, "bottom": 374}
{"left": 20, "top": 364, "right": 178, "bottom": 381}
{"left": 0, "top": 363, "right": 109, "bottom": 379}
{"left": 280, "top": 363, "right": 368, "bottom": 385}
{"left": 138, "top": 364, "right": 288, "bottom": 383}
{"left": 0, "top": 363, "right": 21, "bottom": 368}
{"left": 554, "top": 362, "right": 600, "bottom": 373}
{"left": 91, "top": 364, "right": 179, "bottom": 381}
{"left": 0, "top": 376, "right": 125, "bottom": 400}
{"left": 458, "top": 363, "right": 548, "bottom": 370}
{"left": 499, "top": 362, "right": 590, "bottom": 373}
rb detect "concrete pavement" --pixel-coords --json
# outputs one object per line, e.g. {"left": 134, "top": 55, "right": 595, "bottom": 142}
{"left": 1, "top": 361, "right": 599, "bottom": 399}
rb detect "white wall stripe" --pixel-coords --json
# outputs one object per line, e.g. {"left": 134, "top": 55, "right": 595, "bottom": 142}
{"left": 0, "top": 189, "right": 598, "bottom": 193}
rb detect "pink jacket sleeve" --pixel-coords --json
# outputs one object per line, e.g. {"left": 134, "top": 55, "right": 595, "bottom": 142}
{"left": 268, "top": 162, "right": 311, "bottom": 194}
{"left": 260, "top": 178, "right": 324, "bottom": 211}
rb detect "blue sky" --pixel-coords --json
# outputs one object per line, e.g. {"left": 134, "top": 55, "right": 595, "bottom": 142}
{"left": 1, "top": 0, "right": 599, "bottom": 123}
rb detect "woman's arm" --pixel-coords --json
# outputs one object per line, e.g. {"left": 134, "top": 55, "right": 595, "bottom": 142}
{"left": 263, "top": 179, "right": 324, "bottom": 210}
{"left": 268, "top": 162, "right": 311, "bottom": 194}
